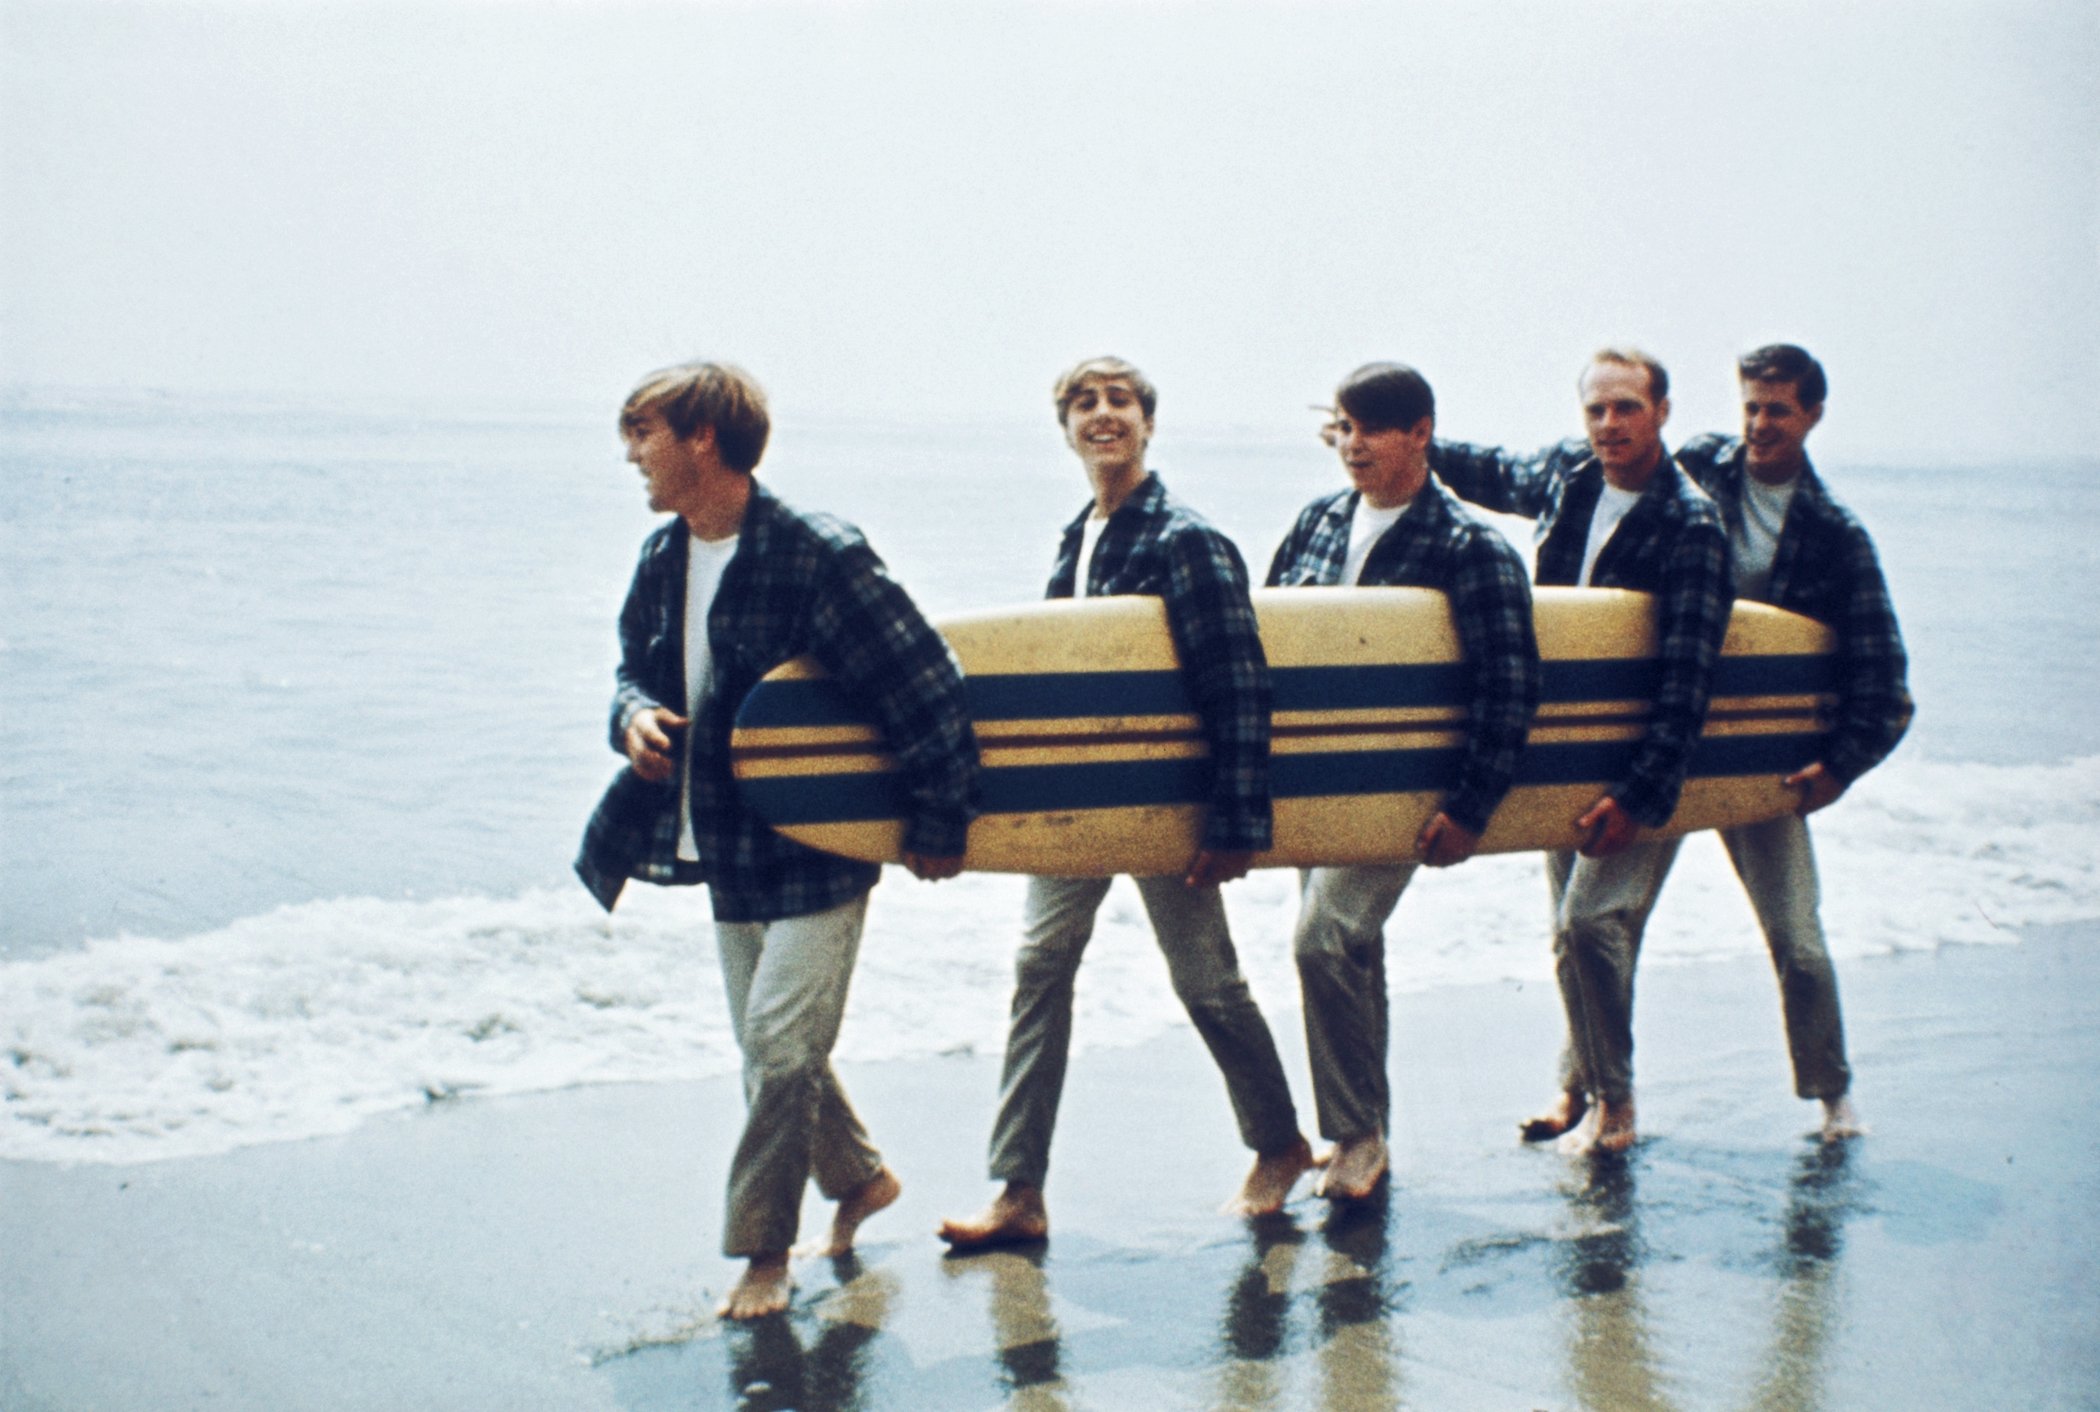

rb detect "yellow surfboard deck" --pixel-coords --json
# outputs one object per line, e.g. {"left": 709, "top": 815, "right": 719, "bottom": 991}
{"left": 731, "top": 586, "right": 1836, "bottom": 875}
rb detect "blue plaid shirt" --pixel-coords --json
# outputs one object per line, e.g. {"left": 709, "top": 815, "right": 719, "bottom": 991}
{"left": 576, "top": 482, "right": 978, "bottom": 922}
{"left": 1676, "top": 434, "right": 1913, "bottom": 785}
{"left": 1430, "top": 437, "right": 1734, "bottom": 827}
{"left": 1266, "top": 479, "right": 1541, "bottom": 836}
{"left": 1048, "top": 472, "right": 1273, "bottom": 852}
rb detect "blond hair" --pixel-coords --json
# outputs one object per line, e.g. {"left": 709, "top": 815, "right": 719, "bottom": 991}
{"left": 1052, "top": 356, "right": 1158, "bottom": 424}
{"left": 1584, "top": 347, "right": 1670, "bottom": 403}
{"left": 620, "top": 362, "right": 771, "bottom": 474}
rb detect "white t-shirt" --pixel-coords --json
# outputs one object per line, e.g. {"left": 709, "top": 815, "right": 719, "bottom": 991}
{"left": 1729, "top": 474, "right": 1799, "bottom": 600}
{"left": 1579, "top": 483, "right": 1643, "bottom": 588}
{"left": 1075, "top": 513, "right": 1110, "bottom": 598}
{"left": 676, "top": 531, "right": 740, "bottom": 862}
{"left": 1343, "top": 496, "right": 1411, "bottom": 586}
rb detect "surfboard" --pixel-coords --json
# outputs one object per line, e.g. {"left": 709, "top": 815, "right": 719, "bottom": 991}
{"left": 729, "top": 587, "right": 1838, "bottom": 875}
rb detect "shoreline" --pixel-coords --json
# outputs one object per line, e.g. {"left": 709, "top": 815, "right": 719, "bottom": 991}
{"left": 4, "top": 923, "right": 2096, "bottom": 1410}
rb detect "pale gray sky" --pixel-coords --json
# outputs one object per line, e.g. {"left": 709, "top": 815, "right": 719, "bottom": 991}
{"left": 3, "top": 0, "right": 2095, "bottom": 461}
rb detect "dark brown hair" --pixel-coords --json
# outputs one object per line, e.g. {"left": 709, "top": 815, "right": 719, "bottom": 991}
{"left": 1336, "top": 362, "right": 1435, "bottom": 432}
{"left": 1738, "top": 343, "right": 1828, "bottom": 409}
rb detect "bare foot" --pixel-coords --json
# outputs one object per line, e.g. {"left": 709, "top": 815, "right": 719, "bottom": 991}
{"left": 718, "top": 1254, "right": 791, "bottom": 1320}
{"left": 937, "top": 1183, "right": 1048, "bottom": 1252}
{"left": 1226, "top": 1135, "right": 1316, "bottom": 1216}
{"left": 1312, "top": 1134, "right": 1388, "bottom": 1201}
{"left": 1819, "top": 1095, "right": 1863, "bottom": 1142}
{"left": 798, "top": 1165, "right": 902, "bottom": 1259}
{"left": 1519, "top": 1089, "right": 1589, "bottom": 1143}
{"left": 1553, "top": 1096, "right": 1636, "bottom": 1155}
{"left": 1594, "top": 1097, "right": 1637, "bottom": 1153}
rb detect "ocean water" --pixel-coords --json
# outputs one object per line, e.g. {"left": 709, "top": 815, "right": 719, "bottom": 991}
{"left": 3, "top": 390, "right": 2096, "bottom": 1163}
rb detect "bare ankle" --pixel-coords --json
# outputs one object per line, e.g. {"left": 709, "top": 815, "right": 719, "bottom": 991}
{"left": 1820, "top": 1095, "right": 1862, "bottom": 1140}
{"left": 937, "top": 1183, "right": 1048, "bottom": 1251}
{"left": 1314, "top": 1133, "right": 1389, "bottom": 1201}
{"left": 804, "top": 1166, "right": 902, "bottom": 1258}
{"left": 1228, "top": 1136, "right": 1316, "bottom": 1216}
{"left": 994, "top": 1182, "right": 1046, "bottom": 1222}
{"left": 1594, "top": 1098, "right": 1636, "bottom": 1153}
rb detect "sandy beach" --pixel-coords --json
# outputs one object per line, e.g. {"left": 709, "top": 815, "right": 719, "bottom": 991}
{"left": 4, "top": 920, "right": 2095, "bottom": 1411}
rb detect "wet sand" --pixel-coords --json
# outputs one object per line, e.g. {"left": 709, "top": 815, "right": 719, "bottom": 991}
{"left": 4, "top": 923, "right": 2096, "bottom": 1410}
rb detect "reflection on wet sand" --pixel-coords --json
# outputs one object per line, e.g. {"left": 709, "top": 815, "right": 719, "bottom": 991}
{"left": 1544, "top": 1140, "right": 1861, "bottom": 1412}
{"left": 1747, "top": 1143, "right": 1860, "bottom": 1412}
{"left": 1314, "top": 1197, "right": 1404, "bottom": 1412}
{"left": 937, "top": 1245, "right": 1073, "bottom": 1409}
{"left": 721, "top": 1256, "right": 894, "bottom": 1412}
{"left": 1208, "top": 1196, "right": 1406, "bottom": 1411}
{"left": 1214, "top": 1216, "right": 1302, "bottom": 1408}
{"left": 1555, "top": 1154, "right": 1678, "bottom": 1412}
{"left": 697, "top": 1140, "right": 1860, "bottom": 1409}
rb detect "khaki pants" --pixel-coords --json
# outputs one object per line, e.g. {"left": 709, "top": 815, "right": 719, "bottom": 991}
{"left": 1550, "top": 813, "right": 1851, "bottom": 1105}
{"left": 1292, "top": 863, "right": 1418, "bottom": 1142}
{"left": 987, "top": 875, "right": 1302, "bottom": 1187}
{"left": 1714, "top": 813, "right": 1851, "bottom": 1099}
{"left": 1549, "top": 841, "right": 1679, "bottom": 1106}
{"left": 715, "top": 892, "right": 884, "bottom": 1258}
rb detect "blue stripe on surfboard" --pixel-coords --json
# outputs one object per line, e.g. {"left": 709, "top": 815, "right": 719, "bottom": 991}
{"left": 736, "top": 732, "right": 1828, "bottom": 826}
{"left": 734, "top": 654, "right": 1839, "bottom": 731}
{"left": 1545, "top": 654, "right": 1836, "bottom": 702}
{"left": 1274, "top": 664, "right": 1466, "bottom": 711}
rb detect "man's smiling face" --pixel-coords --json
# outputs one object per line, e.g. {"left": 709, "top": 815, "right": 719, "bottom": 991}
{"left": 1061, "top": 375, "right": 1154, "bottom": 472}
{"left": 1740, "top": 377, "right": 1823, "bottom": 483}
{"left": 1579, "top": 360, "right": 1670, "bottom": 484}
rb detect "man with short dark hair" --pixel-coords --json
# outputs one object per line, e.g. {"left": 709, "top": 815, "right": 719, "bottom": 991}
{"left": 1430, "top": 349, "right": 1733, "bottom": 1152}
{"left": 1270, "top": 362, "right": 1540, "bottom": 1197}
{"left": 939, "top": 356, "right": 1313, "bottom": 1250}
{"left": 1675, "top": 343, "right": 1911, "bottom": 1140}
{"left": 576, "top": 361, "right": 978, "bottom": 1318}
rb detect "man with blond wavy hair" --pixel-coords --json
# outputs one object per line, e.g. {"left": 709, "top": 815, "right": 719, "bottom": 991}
{"left": 577, "top": 360, "right": 978, "bottom": 1317}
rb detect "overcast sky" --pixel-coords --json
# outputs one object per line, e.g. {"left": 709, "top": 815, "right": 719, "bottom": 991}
{"left": 3, "top": 0, "right": 2095, "bottom": 461}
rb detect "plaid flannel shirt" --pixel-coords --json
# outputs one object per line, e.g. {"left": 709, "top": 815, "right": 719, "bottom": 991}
{"left": 1265, "top": 479, "right": 1541, "bottom": 836}
{"left": 576, "top": 482, "right": 978, "bottom": 922}
{"left": 1676, "top": 434, "right": 1913, "bottom": 784}
{"left": 1048, "top": 472, "right": 1273, "bottom": 852}
{"left": 1429, "top": 437, "right": 1733, "bottom": 827}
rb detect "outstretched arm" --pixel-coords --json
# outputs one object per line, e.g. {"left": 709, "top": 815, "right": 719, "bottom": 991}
{"left": 1429, "top": 438, "right": 1582, "bottom": 520}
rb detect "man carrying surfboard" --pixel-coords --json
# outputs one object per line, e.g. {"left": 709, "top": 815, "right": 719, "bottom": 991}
{"left": 939, "top": 356, "right": 1315, "bottom": 1250}
{"left": 1268, "top": 362, "right": 1541, "bottom": 1198}
{"left": 1673, "top": 344, "right": 1912, "bottom": 1142}
{"left": 1429, "top": 349, "right": 1734, "bottom": 1154}
{"left": 575, "top": 361, "right": 979, "bottom": 1319}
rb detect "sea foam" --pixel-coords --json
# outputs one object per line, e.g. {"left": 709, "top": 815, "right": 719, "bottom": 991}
{"left": 3, "top": 752, "right": 2094, "bottom": 1165}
